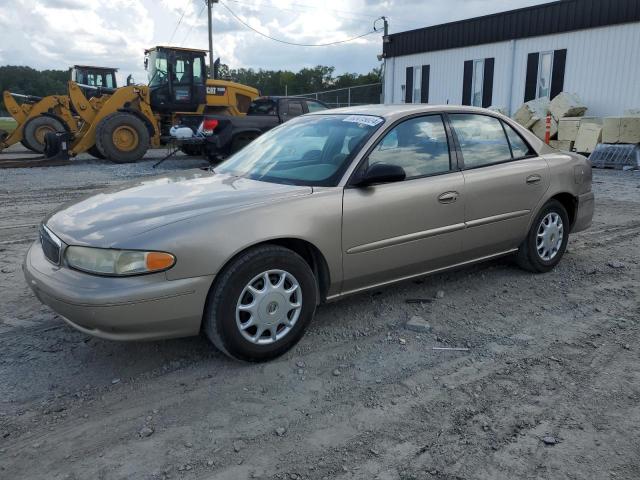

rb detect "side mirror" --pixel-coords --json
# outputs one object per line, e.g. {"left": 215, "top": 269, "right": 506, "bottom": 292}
{"left": 355, "top": 163, "right": 406, "bottom": 187}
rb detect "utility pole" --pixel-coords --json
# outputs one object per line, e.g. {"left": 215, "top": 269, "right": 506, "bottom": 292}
{"left": 207, "top": 0, "right": 218, "bottom": 79}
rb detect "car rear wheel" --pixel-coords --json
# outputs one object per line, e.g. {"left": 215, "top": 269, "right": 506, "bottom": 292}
{"left": 203, "top": 245, "right": 317, "bottom": 362}
{"left": 516, "top": 199, "right": 569, "bottom": 273}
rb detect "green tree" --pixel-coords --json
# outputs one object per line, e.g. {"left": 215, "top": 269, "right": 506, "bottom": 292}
{"left": 0, "top": 66, "right": 68, "bottom": 114}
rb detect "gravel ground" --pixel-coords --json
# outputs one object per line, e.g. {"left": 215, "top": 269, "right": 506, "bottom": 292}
{"left": 0, "top": 151, "right": 639, "bottom": 480}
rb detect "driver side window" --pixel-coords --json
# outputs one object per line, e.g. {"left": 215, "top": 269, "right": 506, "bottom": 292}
{"left": 367, "top": 115, "right": 451, "bottom": 179}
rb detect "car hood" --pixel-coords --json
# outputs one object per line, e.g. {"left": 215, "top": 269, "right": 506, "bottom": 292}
{"left": 45, "top": 170, "right": 312, "bottom": 247}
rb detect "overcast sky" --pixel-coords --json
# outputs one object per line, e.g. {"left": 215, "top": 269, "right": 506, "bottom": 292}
{"left": 0, "top": 0, "right": 549, "bottom": 85}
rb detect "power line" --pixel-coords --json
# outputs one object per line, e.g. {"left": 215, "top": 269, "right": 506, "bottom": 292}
{"left": 181, "top": 3, "right": 207, "bottom": 46}
{"left": 226, "top": 0, "right": 415, "bottom": 35}
{"left": 168, "top": 3, "right": 189, "bottom": 45}
{"left": 219, "top": 1, "right": 378, "bottom": 47}
{"left": 226, "top": 0, "right": 379, "bottom": 21}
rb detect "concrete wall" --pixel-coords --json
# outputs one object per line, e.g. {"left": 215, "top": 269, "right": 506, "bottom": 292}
{"left": 384, "top": 23, "right": 640, "bottom": 117}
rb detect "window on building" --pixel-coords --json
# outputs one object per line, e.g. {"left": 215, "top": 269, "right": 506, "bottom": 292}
{"left": 413, "top": 66, "right": 422, "bottom": 104}
{"left": 537, "top": 51, "right": 553, "bottom": 99}
{"left": 448, "top": 114, "right": 512, "bottom": 168}
{"left": 405, "top": 65, "right": 430, "bottom": 104}
{"left": 462, "top": 58, "right": 493, "bottom": 107}
{"left": 471, "top": 59, "right": 484, "bottom": 107}
{"left": 367, "top": 115, "right": 451, "bottom": 178}
{"left": 524, "top": 49, "right": 566, "bottom": 102}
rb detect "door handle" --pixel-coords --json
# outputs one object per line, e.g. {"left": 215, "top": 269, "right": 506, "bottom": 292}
{"left": 526, "top": 174, "right": 542, "bottom": 185}
{"left": 438, "top": 191, "right": 459, "bottom": 204}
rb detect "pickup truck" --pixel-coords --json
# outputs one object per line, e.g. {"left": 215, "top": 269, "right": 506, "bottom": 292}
{"left": 176, "top": 96, "right": 328, "bottom": 160}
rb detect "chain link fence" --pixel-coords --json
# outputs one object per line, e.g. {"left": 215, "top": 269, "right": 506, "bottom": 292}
{"left": 290, "top": 83, "right": 382, "bottom": 108}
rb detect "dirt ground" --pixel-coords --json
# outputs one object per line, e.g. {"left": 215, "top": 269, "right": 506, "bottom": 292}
{"left": 0, "top": 148, "right": 639, "bottom": 480}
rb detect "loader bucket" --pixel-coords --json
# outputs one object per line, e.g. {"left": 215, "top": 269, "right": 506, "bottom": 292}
{"left": 588, "top": 143, "right": 640, "bottom": 170}
{"left": 44, "top": 131, "right": 72, "bottom": 161}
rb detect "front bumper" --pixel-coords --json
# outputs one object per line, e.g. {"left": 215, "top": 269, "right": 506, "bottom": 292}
{"left": 572, "top": 191, "right": 595, "bottom": 233}
{"left": 23, "top": 240, "right": 214, "bottom": 341}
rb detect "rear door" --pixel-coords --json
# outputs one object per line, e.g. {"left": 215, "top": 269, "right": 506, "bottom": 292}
{"left": 447, "top": 113, "right": 549, "bottom": 259}
{"left": 341, "top": 114, "right": 465, "bottom": 294}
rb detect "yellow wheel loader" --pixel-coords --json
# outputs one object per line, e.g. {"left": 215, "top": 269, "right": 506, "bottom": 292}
{"left": 1, "top": 91, "right": 77, "bottom": 154}
{"left": 45, "top": 46, "right": 260, "bottom": 163}
{"left": 0, "top": 65, "right": 118, "bottom": 154}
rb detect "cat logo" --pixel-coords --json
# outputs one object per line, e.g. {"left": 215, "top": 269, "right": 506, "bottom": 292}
{"left": 207, "top": 86, "right": 227, "bottom": 96}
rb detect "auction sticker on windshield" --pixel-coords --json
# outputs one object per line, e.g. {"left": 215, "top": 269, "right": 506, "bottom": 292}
{"left": 342, "top": 115, "right": 384, "bottom": 127}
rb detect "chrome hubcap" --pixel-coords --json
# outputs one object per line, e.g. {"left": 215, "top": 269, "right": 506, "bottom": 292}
{"left": 236, "top": 270, "right": 302, "bottom": 345}
{"left": 536, "top": 212, "right": 564, "bottom": 261}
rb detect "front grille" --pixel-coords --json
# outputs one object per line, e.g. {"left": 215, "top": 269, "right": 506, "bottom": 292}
{"left": 40, "top": 224, "right": 61, "bottom": 265}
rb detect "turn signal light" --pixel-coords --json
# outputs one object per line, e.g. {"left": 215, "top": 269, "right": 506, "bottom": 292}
{"left": 146, "top": 252, "right": 175, "bottom": 271}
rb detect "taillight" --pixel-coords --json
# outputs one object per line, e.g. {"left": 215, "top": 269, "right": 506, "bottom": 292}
{"left": 202, "top": 118, "right": 219, "bottom": 134}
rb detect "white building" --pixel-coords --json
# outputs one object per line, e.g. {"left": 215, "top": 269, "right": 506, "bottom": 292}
{"left": 382, "top": 0, "right": 640, "bottom": 116}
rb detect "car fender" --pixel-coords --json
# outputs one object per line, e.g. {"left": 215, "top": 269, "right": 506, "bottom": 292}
{"left": 111, "top": 188, "right": 345, "bottom": 297}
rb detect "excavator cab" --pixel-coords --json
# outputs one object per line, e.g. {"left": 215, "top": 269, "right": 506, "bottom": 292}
{"left": 145, "top": 46, "right": 207, "bottom": 114}
{"left": 70, "top": 65, "right": 118, "bottom": 89}
{"left": 70, "top": 66, "right": 118, "bottom": 99}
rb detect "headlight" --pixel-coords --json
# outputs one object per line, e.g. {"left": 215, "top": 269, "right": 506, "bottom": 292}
{"left": 65, "top": 246, "right": 175, "bottom": 276}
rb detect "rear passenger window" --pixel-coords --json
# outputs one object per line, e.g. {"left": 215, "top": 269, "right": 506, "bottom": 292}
{"left": 503, "top": 122, "right": 533, "bottom": 158}
{"left": 449, "top": 114, "right": 512, "bottom": 168}
{"left": 287, "top": 101, "right": 304, "bottom": 116}
{"left": 367, "top": 115, "right": 451, "bottom": 179}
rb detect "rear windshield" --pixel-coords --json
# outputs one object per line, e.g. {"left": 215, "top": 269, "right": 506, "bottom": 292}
{"left": 248, "top": 100, "right": 277, "bottom": 115}
{"left": 216, "top": 114, "right": 384, "bottom": 186}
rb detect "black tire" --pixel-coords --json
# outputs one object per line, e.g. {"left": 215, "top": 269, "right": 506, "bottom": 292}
{"left": 22, "top": 116, "right": 65, "bottom": 153}
{"left": 43, "top": 132, "right": 61, "bottom": 158}
{"left": 516, "top": 199, "right": 570, "bottom": 273}
{"left": 230, "top": 133, "right": 258, "bottom": 154}
{"left": 20, "top": 139, "right": 38, "bottom": 152}
{"left": 95, "top": 112, "right": 149, "bottom": 163}
{"left": 203, "top": 245, "right": 318, "bottom": 362}
{"left": 180, "top": 144, "right": 202, "bottom": 156}
{"left": 88, "top": 145, "right": 106, "bottom": 159}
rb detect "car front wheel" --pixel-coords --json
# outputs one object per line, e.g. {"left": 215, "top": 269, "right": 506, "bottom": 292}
{"left": 516, "top": 199, "right": 570, "bottom": 273}
{"left": 203, "top": 245, "right": 317, "bottom": 362}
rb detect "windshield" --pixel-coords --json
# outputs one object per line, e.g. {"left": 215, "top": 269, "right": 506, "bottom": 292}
{"left": 147, "top": 50, "right": 168, "bottom": 87}
{"left": 216, "top": 114, "right": 384, "bottom": 186}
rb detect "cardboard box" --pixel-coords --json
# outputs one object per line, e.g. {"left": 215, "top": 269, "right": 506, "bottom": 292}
{"left": 602, "top": 117, "right": 640, "bottom": 144}
{"left": 574, "top": 123, "right": 602, "bottom": 153}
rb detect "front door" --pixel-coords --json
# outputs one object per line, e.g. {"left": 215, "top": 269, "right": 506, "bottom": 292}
{"left": 341, "top": 114, "right": 465, "bottom": 294}
{"left": 447, "top": 113, "right": 550, "bottom": 258}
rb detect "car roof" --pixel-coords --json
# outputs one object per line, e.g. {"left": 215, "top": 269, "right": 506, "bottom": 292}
{"left": 305, "top": 103, "right": 551, "bottom": 155}
{"left": 307, "top": 103, "right": 503, "bottom": 120}
{"left": 255, "top": 96, "right": 325, "bottom": 102}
